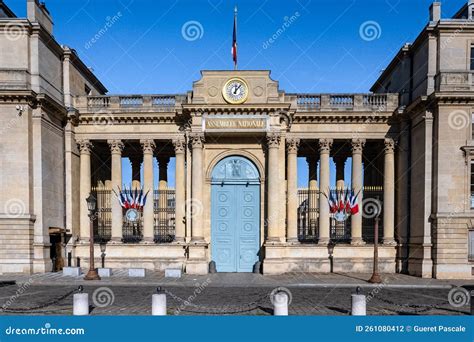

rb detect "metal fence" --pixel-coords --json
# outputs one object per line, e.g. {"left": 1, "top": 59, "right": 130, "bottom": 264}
{"left": 93, "top": 187, "right": 176, "bottom": 243}
{"left": 91, "top": 187, "right": 111, "bottom": 243}
{"left": 297, "top": 186, "right": 384, "bottom": 243}
{"left": 153, "top": 189, "right": 176, "bottom": 243}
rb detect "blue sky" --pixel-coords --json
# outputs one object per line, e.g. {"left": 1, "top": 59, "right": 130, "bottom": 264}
{"left": 7, "top": 0, "right": 468, "bottom": 187}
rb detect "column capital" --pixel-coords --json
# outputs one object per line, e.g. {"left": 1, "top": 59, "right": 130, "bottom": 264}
{"left": 384, "top": 138, "right": 395, "bottom": 154}
{"left": 351, "top": 138, "right": 366, "bottom": 154}
{"left": 173, "top": 138, "right": 186, "bottom": 154}
{"left": 189, "top": 133, "right": 205, "bottom": 149}
{"left": 266, "top": 132, "right": 281, "bottom": 148}
{"left": 318, "top": 138, "right": 333, "bottom": 154}
{"left": 108, "top": 139, "right": 124, "bottom": 154}
{"left": 286, "top": 138, "right": 300, "bottom": 153}
{"left": 77, "top": 139, "right": 93, "bottom": 155}
{"left": 140, "top": 139, "right": 156, "bottom": 154}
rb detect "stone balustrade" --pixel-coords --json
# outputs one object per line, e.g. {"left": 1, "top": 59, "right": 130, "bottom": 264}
{"left": 291, "top": 93, "right": 398, "bottom": 112}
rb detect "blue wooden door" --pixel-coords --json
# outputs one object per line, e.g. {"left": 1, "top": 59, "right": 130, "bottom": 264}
{"left": 211, "top": 156, "right": 260, "bottom": 272}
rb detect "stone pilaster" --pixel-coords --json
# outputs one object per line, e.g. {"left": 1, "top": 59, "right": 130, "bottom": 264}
{"left": 141, "top": 139, "right": 155, "bottom": 242}
{"left": 286, "top": 138, "right": 299, "bottom": 243}
{"left": 78, "top": 140, "right": 93, "bottom": 240}
{"left": 383, "top": 138, "right": 396, "bottom": 245}
{"left": 173, "top": 138, "right": 186, "bottom": 242}
{"left": 351, "top": 138, "right": 365, "bottom": 245}
{"left": 318, "top": 138, "right": 332, "bottom": 244}
{"left": 108, "top": 140, "right": 124, "bottom": 242}
{"left": 266, "top": 133, "right": 282, "bottom": 242}
{"left": 189, "top": 133, "right": 205, "bottom": 243}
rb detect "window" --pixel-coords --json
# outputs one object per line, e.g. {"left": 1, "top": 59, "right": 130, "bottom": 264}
{"left": 471, "top": 162, "right": 474, "bottom": 208}
{"left": 469, "top": 230, "right": 474, "bottom": 261}
{"left": 470, "top": 46, "right": 474, "bottom": 70}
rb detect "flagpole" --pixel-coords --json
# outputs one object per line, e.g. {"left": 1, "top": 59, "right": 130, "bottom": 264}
{"left": 234, "top": 5, "right": 238, "bottom": 70}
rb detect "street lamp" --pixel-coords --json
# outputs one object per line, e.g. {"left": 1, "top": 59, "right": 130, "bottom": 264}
{"left": 368, "top": 198, "right": 382, "bottom": 284}
{"left": 327, "top": 240, "right": 335, "bottom": 273}
{"left": 84, "top": 193, "right": 100, "bottom": 281}
{"left": 100, "top": 242, "right": 107, "bottom": 269}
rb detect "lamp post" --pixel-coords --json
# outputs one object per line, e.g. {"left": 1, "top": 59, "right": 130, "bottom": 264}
{"left": 84, "top": 194, "right": 100, "bottom": 281}
{"left": 327, "top": 240, "right": 335, "bottom": 273}
{"left": 368, "top": 201, "right": 382, "bottom": 284}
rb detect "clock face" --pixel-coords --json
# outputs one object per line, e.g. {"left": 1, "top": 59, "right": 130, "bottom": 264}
{"left": 222, "top": 78, "right": 249, "bottom": 104}
{"left": 125, "top": 208, "right": 139, "bottom": 222}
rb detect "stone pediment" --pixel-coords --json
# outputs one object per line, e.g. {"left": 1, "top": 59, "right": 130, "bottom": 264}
{"left": 191, "top": 70, "right": 281, "bottom": 105}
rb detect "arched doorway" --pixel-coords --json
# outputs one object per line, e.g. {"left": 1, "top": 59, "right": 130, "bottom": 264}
{"left": 211, "top": 155, "right": 261, "bottom": 272}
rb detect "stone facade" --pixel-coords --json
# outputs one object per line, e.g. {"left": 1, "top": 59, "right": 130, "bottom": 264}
{"left": 0, "top": 0, "right": 473, "bottom": 279}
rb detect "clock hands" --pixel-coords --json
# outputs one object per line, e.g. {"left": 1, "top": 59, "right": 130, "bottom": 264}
{"left": 233, "top": 83, "right": 242, "bottom": 95}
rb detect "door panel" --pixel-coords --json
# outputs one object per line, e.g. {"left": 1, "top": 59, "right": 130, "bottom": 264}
{"left": 211, "top": 184, "right": 260, "bottom": 272}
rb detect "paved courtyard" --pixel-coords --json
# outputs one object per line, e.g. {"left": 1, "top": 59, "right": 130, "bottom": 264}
{"left": 0, "top": 272, "right": 471, "bottom": 316}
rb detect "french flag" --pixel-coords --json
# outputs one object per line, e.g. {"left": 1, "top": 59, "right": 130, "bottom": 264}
{"left": 349, "top": 190, "right": 359, "bottom": 215}
{"left": 231, "top": 6, "right": 237, "bottom": 69}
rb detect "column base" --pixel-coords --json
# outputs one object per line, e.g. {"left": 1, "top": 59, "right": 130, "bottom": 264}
{"left": 382, "top": 239, "right": 397, "bottom": 246}
{"left": 351, "top": 238, "right": 366, "bottom": 246}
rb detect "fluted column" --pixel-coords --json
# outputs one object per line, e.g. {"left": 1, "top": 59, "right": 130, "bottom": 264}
{"left": 286, "top": 138, "right": 299, "bottom": 242}
{"left": 190, "top": 133, "right": 205, "bottom": 242}
{"left": 108, "top": 140, "right": 124, "bottom": 242}
{"left": 318, "top": 139, "right": 332, "bottom": 244}
{"left": 266, "top": 133, "right": 281, "bottom": 242}
{"left": 141, "top": 139, "right": 155, "bottom": 242}
{"left": 351, "top": 139, "right": 365, "bottom": 245}
{"left": 78, "top": 140, "right": 93, "bottom": 240}
{"left": 334, "top": 155, "right": 346, "bottom": 190}
{"left": 383, "top": 138, "right": 396, "bottom": 245}
{"left": 173, "top": 138, "right": 186, "bottom": 242}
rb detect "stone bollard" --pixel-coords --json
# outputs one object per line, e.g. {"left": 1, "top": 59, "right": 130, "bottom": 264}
{"left": 152, "top": 287, "right": 167, "bottom": 316}
{"left": 273, "top": 292, "right": 289, "bottom": 316}
{"left": 351, "top": 287, "right": 366, "bottom": 316}
{"left": 73, "top": 287, "right": 89, "bottom": 316}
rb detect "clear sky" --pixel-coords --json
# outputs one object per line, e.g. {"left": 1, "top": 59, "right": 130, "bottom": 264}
{"left": 6, "top": 0, "right": 468, "bottom": 187}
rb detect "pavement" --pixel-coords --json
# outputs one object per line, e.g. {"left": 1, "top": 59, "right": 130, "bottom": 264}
{"left": 0, "top": 270, "right": 472, "bottom": 289}
{"left": 0, "top": 271, "right": 471, "bottom": 316}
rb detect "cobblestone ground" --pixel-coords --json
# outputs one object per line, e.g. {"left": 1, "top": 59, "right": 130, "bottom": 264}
{"left": 0, "top": 283, "right": 469, "bottom": 316}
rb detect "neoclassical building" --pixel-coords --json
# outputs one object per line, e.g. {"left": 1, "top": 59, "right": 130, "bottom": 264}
{"left": 1, "top": 0, "right": 473, "bottom": 279}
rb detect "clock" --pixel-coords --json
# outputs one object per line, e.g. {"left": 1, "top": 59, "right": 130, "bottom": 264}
{"left": 125, "top": 208, "right": 139, "bottom": 222}
{"left": 222, "top": 77, "right": 249, "bottom": 104}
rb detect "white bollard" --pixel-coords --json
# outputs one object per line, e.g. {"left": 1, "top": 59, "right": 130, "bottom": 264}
{"left": 152, "top": 288, "right": 167, "bottom": 316}
{"left": 73, "top": 293, "right": 89, "bottom": 316}
{"left": 273, "top": 292, "right": 289, "bottom": 316}
{"left": 351, "top": 294, "right": 367, "bottom": 316}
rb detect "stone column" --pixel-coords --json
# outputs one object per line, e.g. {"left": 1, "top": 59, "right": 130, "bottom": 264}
{"left": 307, "top": 156, "right": 319, "bottom": 234}
{"left": 383, "top": 138, "right": 396, "bottom": 245}
{"left": 334, "top": 155, "right": 346, "bottom": 190}
{"left": 130, "top": 156, "right": 142, "bottom": 182}
{"left": 318, "top": 139, "right": 332, "bottom": 244}
{"left": 141, "top": 139, "right": 155, "bottom": 242}
{"left": 190, "top": 134, "right": 205, "bottom": 242}
{"left": 351, "top": 139, "right": 365, "bottom": 245}
{"left": 157, "top": 156, "right": 170, "bottom": 234}
{"left": 78, "top": 140, "right": 93, "bottom": 240}
{"left": 108, "top": 140, "right": 124, "bottom": 242}
{"left": 173, "top": 138, "right": 186, "bottom": 242}
{"left": 266, "top": 133, "right": 281, "bottom": 242}
{"left": 286, "top": 138, "right": 299, "bottom": 242}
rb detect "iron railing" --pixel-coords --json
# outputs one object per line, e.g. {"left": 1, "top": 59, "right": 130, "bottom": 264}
{"left": 122, "top": 210, "right": 143, "bottom": 243}
{"left": 91, "top": 186, "right": 111, "bottom": 243}
{"left": 153, "top": 189, "right": 176, "bottom": 243}
{"left": 297, "top": 187, "right": 384, "bottom": 243}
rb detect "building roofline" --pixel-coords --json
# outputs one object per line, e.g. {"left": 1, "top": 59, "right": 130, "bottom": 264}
{"left": 0, "top": 0, "right": 16, "bottom": 18}
{"left": 64, "top": 47, "right": 108, "bottom": 94}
